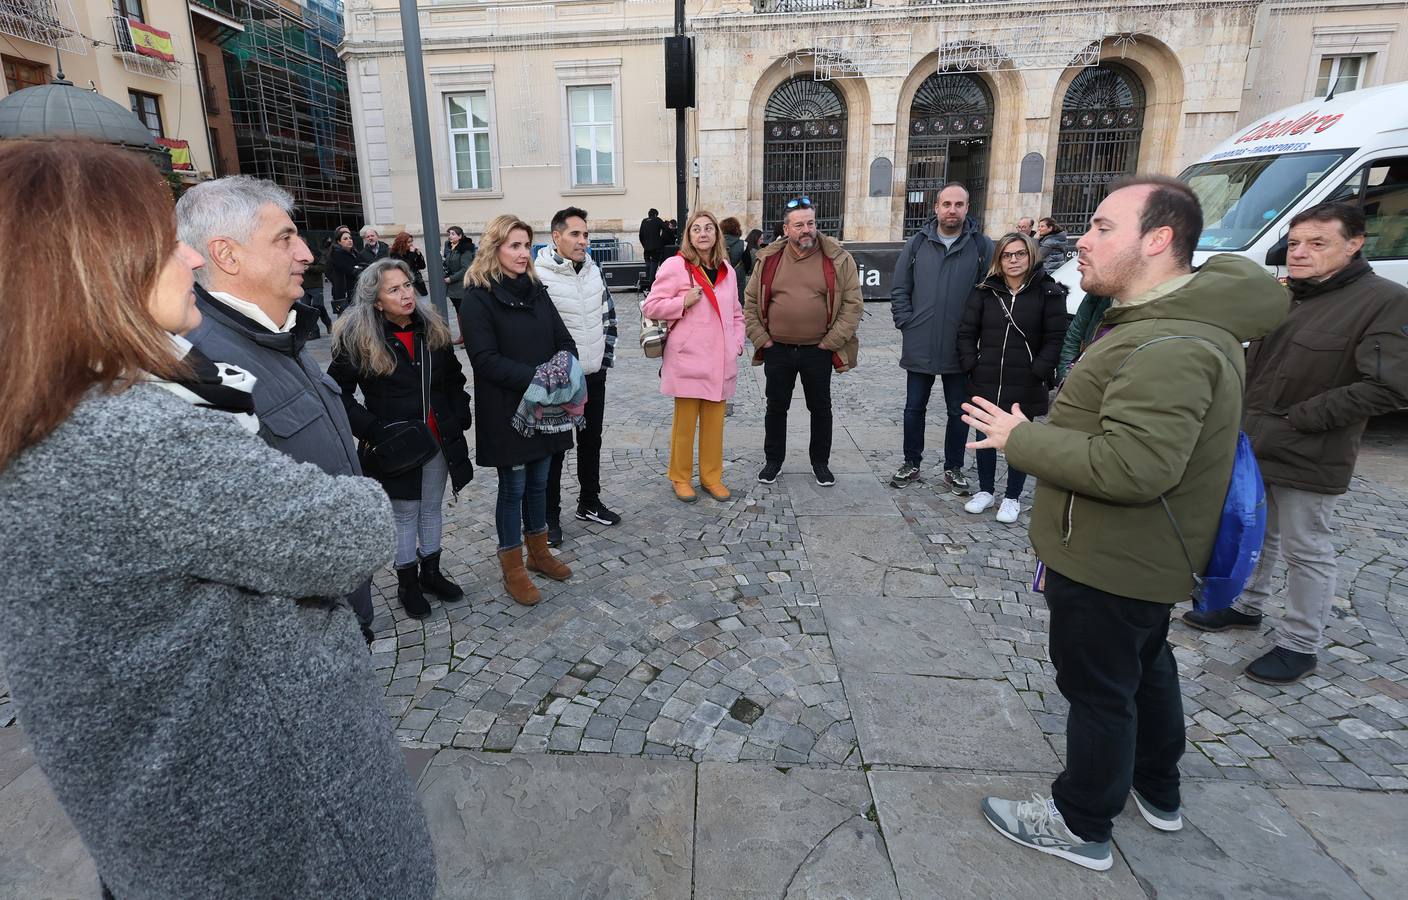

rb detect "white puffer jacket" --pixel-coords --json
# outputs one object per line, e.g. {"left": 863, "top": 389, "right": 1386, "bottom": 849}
{"left": 535, "top": 246, "right": 610, "bottom": 374}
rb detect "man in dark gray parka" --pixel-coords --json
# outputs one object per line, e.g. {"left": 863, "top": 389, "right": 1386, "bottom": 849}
{"left": 889, "top": 183, "right": 994, "bottom": 494}
{"left": 178, "top": 177, "right": 377, "bottom": 640}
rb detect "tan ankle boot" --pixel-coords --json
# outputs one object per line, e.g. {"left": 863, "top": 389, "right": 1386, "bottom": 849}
{"left": 524, "top": 530, "right": 572, "bottom": 581}
{"left": 497, "top": 546, "right": 541, "bottom": 606}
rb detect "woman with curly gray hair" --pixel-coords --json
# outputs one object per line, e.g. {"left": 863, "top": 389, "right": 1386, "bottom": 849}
{"left": 329, "top": 259, "right": 476, "bottom": 618}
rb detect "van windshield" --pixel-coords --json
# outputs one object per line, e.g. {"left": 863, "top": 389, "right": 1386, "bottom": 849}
{"left": 1183, "top": 150, "right": 1351, "bottom": 251}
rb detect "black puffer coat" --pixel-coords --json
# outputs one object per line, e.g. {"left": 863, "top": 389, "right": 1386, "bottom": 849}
{"left": 327, "top": 246, "right": 364, "bottom": 302}
{"left": 327, "top": 312, "right": 474, "bottom": 501}
{"left": 957, "top": 272, "right": 1068, "bottom": 418}
{"left": 460, "top": 274, "right": 577, "bottom": 468}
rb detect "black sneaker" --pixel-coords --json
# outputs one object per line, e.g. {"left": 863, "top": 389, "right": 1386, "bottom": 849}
{"left": 890, "top": 462, "right": 921, "bottom": 488}
{"left": 757, "top": 461, "right": 782, "bottom": 484}
{"left": 813, "top": 465, "right": 835, "bottom": 486}
{"left": 943, "top": 468, "right": 973, "bottom": 496}
{"left": 1182, "top": 606, "right": 1262, "bottom": 632}
{"left": 546, "top": 522, "right": 563, "bottom": 548}
{"left": 1245, "top": 647, "right": 1317, "bottom": 685}
{"left": 576, "top": 501, "right": 622, "bottom": 526}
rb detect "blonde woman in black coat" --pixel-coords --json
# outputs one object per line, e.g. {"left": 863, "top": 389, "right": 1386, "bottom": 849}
{"left": 957, "top": 232, "right": 1067, "bottom": 524}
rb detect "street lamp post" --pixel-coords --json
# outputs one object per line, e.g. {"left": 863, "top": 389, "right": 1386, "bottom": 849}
{"left": 398, "top": 0, "right": 448, "bottom": 318}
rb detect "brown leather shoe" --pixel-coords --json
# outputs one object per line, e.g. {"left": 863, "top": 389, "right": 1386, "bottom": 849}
{"left": 700, "top": 482, "right": 731, "bottom": 501}
{"left": 672, "top": 481, "right": 698, "bottom": 503}
{"left": 525, "top": 530, "right": 572, "bottom": 581}
{"left": 497, "top": 546, "right": 541, "bottom": 606}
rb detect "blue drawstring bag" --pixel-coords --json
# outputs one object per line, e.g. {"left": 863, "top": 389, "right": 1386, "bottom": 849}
{"left": 1163, "top": 433, "right": 1267, "bottom": 612}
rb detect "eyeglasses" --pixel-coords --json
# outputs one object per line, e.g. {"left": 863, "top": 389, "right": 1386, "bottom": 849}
{"left": 1000, "top": 250, "right": 1030, "bottom": 261}
{"left": 786, "top": 196, "right": 812, "bottom": 210}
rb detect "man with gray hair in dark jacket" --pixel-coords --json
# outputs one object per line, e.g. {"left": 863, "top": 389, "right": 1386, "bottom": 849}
{"left": 176, "top": 176, "right": 378, "bottom": 642}
{"left": 889, "top": 183, "right": 994, "bottom": 493}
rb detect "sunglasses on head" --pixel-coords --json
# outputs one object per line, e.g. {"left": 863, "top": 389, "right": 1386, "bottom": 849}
{"left": 785, "top": 196, "right": 812, "bottom": 210}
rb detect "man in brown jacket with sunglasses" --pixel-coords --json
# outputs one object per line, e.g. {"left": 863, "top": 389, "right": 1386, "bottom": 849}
{"left": 744, "top": 200, "right": 862, "bottom": 488}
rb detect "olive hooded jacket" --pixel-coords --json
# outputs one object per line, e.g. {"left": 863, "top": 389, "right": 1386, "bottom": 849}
{"left": 1005, "top": 254, "right": 1289, "bottom": 604}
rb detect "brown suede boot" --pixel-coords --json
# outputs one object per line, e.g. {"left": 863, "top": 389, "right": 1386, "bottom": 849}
{"left": 497, "top": 546, "right": 541, "bottom": 606}
{"left": 525, "top": 530, "right": 572, "bottom": 581}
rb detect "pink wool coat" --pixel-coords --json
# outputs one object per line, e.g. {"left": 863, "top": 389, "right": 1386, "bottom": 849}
{"left": 641, "top": 255, "right": 746, "bottom": 402}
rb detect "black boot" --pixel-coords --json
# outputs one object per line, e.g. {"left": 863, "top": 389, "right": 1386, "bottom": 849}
{"left": 396, "top": 563, "right": 432, "bottom": 618}
{"left": 418, "top": 550, "right": 464, "bottom": 600}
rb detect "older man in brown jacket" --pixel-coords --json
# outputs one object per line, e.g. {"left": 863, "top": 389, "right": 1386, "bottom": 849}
{"left": 744, "top": 199, "right": 862, "bottom": 487}
{"left": 1184, "top": 202, "right": 1408, "bottom": 684}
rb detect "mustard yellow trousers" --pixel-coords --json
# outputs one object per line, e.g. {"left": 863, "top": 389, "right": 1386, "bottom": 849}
{"left": 668, "top": 397, "right": 726, "bottom": 487}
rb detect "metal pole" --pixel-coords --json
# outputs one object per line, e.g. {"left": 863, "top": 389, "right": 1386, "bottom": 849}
{"left": 674, "top": 0, "right": 687, "bottom": 226}
{"left": 398, "top": 0, "right": 448, "bottom": 318}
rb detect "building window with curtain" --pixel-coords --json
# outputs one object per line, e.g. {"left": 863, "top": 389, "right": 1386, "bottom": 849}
{"left": 446, "top": 92, "right": 493, "bottom": 191}
{"left": 129, "top": 90, "right": 163, "bottom": 139}
{"left": 112, "top": 0, "right": 144, "bottom": 21}
{"left": 567, "top": 84, "right": 614, "bottom": 187}
{"left": 1314, "top": 55, "right": 1365, "bottom": 97}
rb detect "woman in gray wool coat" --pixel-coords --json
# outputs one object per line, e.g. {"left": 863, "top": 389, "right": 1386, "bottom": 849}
{"left": 0, "top": 143, "right": 434, "bottom": 899}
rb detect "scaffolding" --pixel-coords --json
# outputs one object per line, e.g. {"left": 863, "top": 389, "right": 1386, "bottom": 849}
{"left": 195, "top": 0, "right": 362, "bottom": 236}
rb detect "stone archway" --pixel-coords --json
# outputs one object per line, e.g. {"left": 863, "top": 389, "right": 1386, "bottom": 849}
{"left": 761, "top": 76, "right": 849, "bottom": 237}
{"left": 901, "top": 72, "right": 995, "bottom": 236}
{"left": 1051, "top": 62, "right": 1148, "bottom": 234}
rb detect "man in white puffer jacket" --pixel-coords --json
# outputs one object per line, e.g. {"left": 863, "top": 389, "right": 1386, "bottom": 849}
{"left": 534, "top": 206, "right": 622, "bottom": 544}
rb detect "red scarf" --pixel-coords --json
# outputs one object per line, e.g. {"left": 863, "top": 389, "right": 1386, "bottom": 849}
{"left": 684, "top": 259, "right": 725, "bottom": 321}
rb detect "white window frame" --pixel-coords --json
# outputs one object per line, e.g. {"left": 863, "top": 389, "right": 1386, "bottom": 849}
{"left": 557, "top": 59, "right": 625, "bottom": 196}
{"left": 1313, "top": 55, "right": 1366, "bottom": 98}
{"left": 428, "top": 64, "right": 503, "bottom": 200}
{"left": 445, "top": 91, "right": 494, "bottom": 192}
{"left": 1307, "top": 24, "right": 1395, "bottom": 100}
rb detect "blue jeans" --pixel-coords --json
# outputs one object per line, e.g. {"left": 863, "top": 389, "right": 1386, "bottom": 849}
{"left": 975, "top": 440, "right": 1028, "bottom": 500}
{"left": 902, "top": 371, "right": 969, "bottom": 471}
{"left": 496, "top": 456, "right": 551, "bottom": 550}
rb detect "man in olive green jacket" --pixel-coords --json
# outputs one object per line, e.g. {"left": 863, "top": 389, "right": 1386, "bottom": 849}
{"left": 965, "top": 177, "right": 1288, "bottom": 871}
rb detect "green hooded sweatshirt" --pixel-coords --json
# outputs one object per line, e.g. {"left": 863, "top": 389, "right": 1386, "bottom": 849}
{"left": 1005, "top": 253, "right": 1289, "bottom": 604}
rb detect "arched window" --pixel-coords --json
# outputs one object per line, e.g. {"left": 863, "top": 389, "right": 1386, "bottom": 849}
{"left": 1052, "top": 63, "right": 1147, "bottom": 234}
{"left": 763, "top": 76, "right": 847, "bottom": 236}
{"left": 903, "top": 72, "right": 993, "bottom": 236}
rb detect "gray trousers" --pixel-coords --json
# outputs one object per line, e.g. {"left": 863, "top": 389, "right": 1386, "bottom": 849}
{"left": 1233, "top": 482, "right": 1339, "bottom": 655}
{"left": 391, "top": 451, "right": 449, "bottom": 568}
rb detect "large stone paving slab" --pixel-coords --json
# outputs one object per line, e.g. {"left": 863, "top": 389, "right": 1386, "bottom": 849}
{"left": 848, "top": 673, "right": 1058, "bottom": 771}
{"left": 869, "top": 771, "right": 1144, "bottom": 898}
{"left": 695, "top": 763, "right": 899, "bottom": 900}
{"left": 789, "top": 473, "right": 899, "bottom": 517}
{"left": 823, "top": 594, "right": 1003, "bottom": 679}
{"left": 798, "top": 515, "right": 949, "bottom": 597}
{"left": 1113, "top": 782, "right": 1372, "bottom": 899}
{"left": 0, "top": 765, "right": 97, "bottom": 900}
{"left": 418, "top": 750, "right": 694, "bottom": 900}
{"left": 1275, "top": 788, "right": 1408, "bottom": 899}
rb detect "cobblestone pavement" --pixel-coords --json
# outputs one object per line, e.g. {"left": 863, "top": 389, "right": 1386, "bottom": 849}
{"left": 284, "top": 295, "right": 1407, "bottom": 792}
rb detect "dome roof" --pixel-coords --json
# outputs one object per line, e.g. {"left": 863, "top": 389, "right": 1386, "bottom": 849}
{"left": 0, "top": 79, "right": 171, "bottom": 173}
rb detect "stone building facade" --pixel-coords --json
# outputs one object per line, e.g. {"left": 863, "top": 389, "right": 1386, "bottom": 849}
{"left": 339, "top": 0, "right": 1402, "bottom": 247}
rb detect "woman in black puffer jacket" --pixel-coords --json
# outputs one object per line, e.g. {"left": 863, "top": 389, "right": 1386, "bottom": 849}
{"left": 328, "top": 258, "right": 474, "bottom": 619}
{"left": 957, "top": 231, "right": 1068, "bottom": 524}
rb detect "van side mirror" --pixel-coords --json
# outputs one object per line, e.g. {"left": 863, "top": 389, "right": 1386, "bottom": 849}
{"left": 1265, "top": 236, "right": 1288, "bottom": 267}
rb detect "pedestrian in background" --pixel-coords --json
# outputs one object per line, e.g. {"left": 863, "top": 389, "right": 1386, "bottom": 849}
{"left": 0, "top": 139, "right": 435, "bottom": 900}
{"left": 327, "top": 225, "right": 363, "bottom": 315}
{"left": 889, "top": 182, "right": 994, "bottom": 493}
{"left": 358, "top": 225, "right": 389, "bottom": 265}
{"left": 329, "top": 259, "right": 474, "bottom": 620}
{"left": 445, "top": 225, "right": 476, "bottom": 346}
{"left": 957, "top": 231, "right": 1067, "bottom": 524}
{"left": 639, "top": 208, "right": 666, "bottom": 285}
{"left": 1183, "top": 202, "right": 1408, "bottom": 684}
{"left": 179, "top": 175, "right": 380, "bottom": 643}
{"left": 722, "top": 216, "right": 754, "bottom": 285}
{"left": 461, "top": 214, "right": 577, "bottom": 606}
{"left": 389, "top": 230, "right": 429, "bottom": 296}
{"left": 967, "top": 176, "right": 1286, "bottom": 872}
{"left": 1037, "top": 217, "right": 1069, "bottom": 275}
{"left": 643, "top": 209, "right": 746, "bottom": 503}
{"left": 1017, "top": 216, "right": 1036, "bottom": 237}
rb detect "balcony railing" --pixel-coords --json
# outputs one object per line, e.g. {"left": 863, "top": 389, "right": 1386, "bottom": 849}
{"left": 752, "top": 0, "right": 870, "bottom": 12}
{"left": 110, "top": 16, "right": 181, "bottom": 80}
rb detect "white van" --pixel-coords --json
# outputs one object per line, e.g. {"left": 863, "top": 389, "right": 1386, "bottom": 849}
{"left": 1055, "top": 80, "right": 1408, "bottom": 310}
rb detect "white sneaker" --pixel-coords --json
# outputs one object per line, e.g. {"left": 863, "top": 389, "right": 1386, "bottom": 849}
{"left": 964, "top": 491, "right": 995, "bottom": 514}
{"left": 996, "top": 498, "right": 1021, "bottom": 524}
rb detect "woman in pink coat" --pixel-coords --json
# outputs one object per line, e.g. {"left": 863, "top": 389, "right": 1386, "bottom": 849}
{"left": 641, "top": 209, "right": 746, "bottom": 503}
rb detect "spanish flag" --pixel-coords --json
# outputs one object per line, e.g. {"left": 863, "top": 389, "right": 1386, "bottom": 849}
{"left": 127, "top": 20, "right": 175, "bottom": 63}
{"left": 156, "top": 138, "right": 195, "bottom": 171}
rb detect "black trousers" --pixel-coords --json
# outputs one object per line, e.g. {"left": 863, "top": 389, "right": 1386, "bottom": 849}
{"left": 763, "top": 343, "right": 833, "bottom": 468}
{"left": 1046, "top": 568, "right": 1184, "bottom": 843}
{"left": 545, "top": 369, "right": 607, "bottom": 524}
